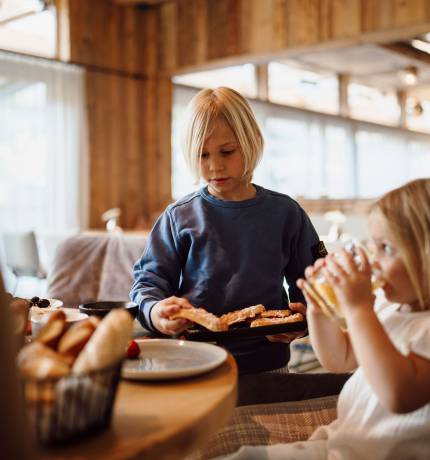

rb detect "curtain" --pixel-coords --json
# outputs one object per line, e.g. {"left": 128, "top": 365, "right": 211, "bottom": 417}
{"left": 0, "top": 50, "right": 88, "bottom": 234}
{"left": 0, "top": 51, "right": 88, "bottom": 285}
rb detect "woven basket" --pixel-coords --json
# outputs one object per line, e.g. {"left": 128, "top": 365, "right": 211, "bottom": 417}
{"left": 22, "top": 360, "right": 123, "bottom": 445}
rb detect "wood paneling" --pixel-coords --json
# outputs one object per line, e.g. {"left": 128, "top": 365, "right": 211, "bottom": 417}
{"left": 158, "top": 0, "right": 430, "bottom": 73}
{"left": 67, "top": 0, "right": 153, "bottom": 76}
{"left": 298, "top": 198, "right": 374, "bottom": 215}
{"left": 57, "top": 0, "right": 171, "bottom": 229}
{"left": 57, "top": 0, "right": 430, "bottom": 229}
{"left": 86, "top": 70, "right": 172, "bottom": 228}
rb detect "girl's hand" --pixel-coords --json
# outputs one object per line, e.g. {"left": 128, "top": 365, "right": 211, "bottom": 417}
{"left": 266, "top": 302, "right": 307, "bottom": 343}
{"left": 151, "top": 296, "right": 193, "bottom": 335}
{"left": 323, "top": 247, "right": 374, "bottom": 313}
{"left": 296, "top": 258, "right": 327, "bottom": 317}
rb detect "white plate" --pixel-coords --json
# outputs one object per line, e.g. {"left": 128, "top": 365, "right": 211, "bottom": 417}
{"left": 121, "top": 339, "right": 228, "bottom": 381}
{"left": 29, "top": 298, "right": 63, "bottom": 311}
{"left": 31, "top": 307, "right": 88, "bottom": 337}
{"left": 48, "top": 298, "right": 64, "bottom": 309}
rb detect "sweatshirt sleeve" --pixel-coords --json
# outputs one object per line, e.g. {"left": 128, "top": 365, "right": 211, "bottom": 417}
{"left": 130, "top": 208, "right": 184, "bottom": 332}
{"left": 285, "top": 207, "right": 323, "bottom": 304}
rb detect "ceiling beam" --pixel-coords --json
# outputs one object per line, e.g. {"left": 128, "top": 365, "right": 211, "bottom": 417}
{"left": 112, "top": 0, "right": 169, "bottom": 5}
{"left": 380, "top": 42, "right": 430, "bottom": 67}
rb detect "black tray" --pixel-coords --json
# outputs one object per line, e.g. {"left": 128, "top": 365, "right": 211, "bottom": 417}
{"left": 183, "top": 320, "right": 307, "bottom": 343}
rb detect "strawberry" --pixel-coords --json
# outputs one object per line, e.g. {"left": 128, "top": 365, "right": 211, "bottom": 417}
{"left": 126, "top": 339, "right": 140, "bottom": 359}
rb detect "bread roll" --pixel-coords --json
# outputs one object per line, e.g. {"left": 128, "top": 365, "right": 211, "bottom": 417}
{"left": 17, "top": 342, "right": 71, "bottom": 381}
{"left": 20, "top": 356, "right": 71, "bottom": 381}
{"left": 17, "top": 341, "right": 73, "bottom": 368}
{"left": 72, "top": 309, "right": 133, "bottom": 374}
{"left": 57, "top": 317, "right": 99, "bottom": 359}
{"left": 35, "top": 309, "right": 67, "bottom": 349}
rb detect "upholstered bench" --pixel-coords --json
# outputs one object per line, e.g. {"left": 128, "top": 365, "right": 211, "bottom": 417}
{"left": 47, "top": 232, "right": 147, "bottom": 308}
{"left": 189, "top": 395, "right": 338, "bottom": 460}
{"left": 189, "top": 371, "right": 352, "bottom": 460}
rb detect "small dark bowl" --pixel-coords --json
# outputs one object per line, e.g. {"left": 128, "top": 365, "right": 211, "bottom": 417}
{"left": 79, "top": 301, "right": 138, "bottom": 319}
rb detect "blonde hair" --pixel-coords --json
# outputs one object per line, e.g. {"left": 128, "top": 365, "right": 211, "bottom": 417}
{"left": 370, "top": 178, "right": 430, "bottom": 309}
{"left": 182, "top": 87, "right": 264, "bottom": 183}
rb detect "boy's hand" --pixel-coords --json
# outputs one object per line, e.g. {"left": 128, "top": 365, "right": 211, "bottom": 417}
{"left": 151, "top": 296, "right": 193, "bottom": 335}
{"left": 266, "top": 302, "right": 307, "bottom": 343}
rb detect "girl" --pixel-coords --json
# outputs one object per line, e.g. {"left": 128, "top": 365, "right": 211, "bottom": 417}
{"left": 218, "top": 177, "right": 430, "bottom": 458}
{"left": 130, "top": 87, "right": 324, "bottom": 374}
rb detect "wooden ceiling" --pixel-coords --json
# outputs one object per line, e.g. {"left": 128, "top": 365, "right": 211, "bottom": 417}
{"left": 279, "top": 42, "right": 430, "bottom": 99}
{"left": 112, "top": 0, "right": 170, "bottom": 4}
{"left": 110, "top": 0, "right": 430, "bottom": 100}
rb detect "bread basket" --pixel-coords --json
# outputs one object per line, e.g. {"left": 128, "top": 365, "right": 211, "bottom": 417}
{"left": 22, "top": 360, "right": 123, "bottom": 445}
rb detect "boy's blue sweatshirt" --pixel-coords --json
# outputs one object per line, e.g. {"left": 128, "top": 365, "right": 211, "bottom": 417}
{"left": 131, "top": 185, "right": 322, "bottom": 373}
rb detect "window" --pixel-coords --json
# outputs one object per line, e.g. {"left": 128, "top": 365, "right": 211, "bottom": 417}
{"left": 268, "top": 62, "right": 338, "bottom": 114}
{"left": 171, "top": 88, "right": 199, "bottom": 198}
{"left": 406, "top": 139, "right": 430, "bottom": 180}
{"left": 324, "top": 125, "right": 355, "bottom": 198}
{"left": 355, "top": 131, "right": 406, "bottom": 197}
{"left": 0, "top": 52, "right": 88, "bottom": 235}
{"left": 0, "top": 80, "right": 49, "bottom": 231}
{"left": 173, "top": 84, "right": 430, "bottom": 201}
{"left": 255, "top": 116, "right": 325, "bottom": 197}
{"left": 173, "top": 64, "right": 257, "bottom": 98}
{"left": 348, "top": 83, "right": 399, "bottom": 126}
{"left": 0, "top": 1, "right": 56, "bottom": 58}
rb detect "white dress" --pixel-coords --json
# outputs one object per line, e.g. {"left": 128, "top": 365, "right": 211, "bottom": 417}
{"left": 219, "top": 298, "right": 430, "bottom": 460}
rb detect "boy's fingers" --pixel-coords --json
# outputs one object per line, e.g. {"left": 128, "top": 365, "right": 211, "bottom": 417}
{"left": 159, "top": 304, "right": 180, "bottom": 317}
{"left": 160, "top": 317, "right": 190, "bottom": 334}
{"left": 176, "top": 297, "right": 193, "bottom": 308}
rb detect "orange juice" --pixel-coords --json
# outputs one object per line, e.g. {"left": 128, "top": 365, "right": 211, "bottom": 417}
{"left": 312, "top": 273, "right": 383, "bottom": 330}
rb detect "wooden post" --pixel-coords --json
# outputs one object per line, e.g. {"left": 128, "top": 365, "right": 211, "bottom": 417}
{"left": 338, "top": 73, "right": 350, "bottom": 118}
{"left": 55, "top": 0, "right": 71, "bottom": 61}
{"left": 397, "top": 89, "right": 407, "bottom": 129}
{"left": 255, "top": 63, "right": 269, "bottom": 101}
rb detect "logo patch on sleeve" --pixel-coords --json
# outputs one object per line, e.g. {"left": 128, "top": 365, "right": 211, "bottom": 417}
{"left": 311, "top": 241, "right": 328, "bottom": 260}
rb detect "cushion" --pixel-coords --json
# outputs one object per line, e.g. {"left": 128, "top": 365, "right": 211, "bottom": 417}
{"left": 47, "top": 232, "right": 147, "bottom": 308}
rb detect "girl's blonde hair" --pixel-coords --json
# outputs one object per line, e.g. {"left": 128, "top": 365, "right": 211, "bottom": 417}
{"left": 182, "top": 87, "right": 264, "bottom": 183}
{"left": 370, "top": 178, "right": 430, "bottom": 309}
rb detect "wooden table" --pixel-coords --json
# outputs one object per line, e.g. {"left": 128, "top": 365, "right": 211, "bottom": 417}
{"left": 40, "top": 354, "right": 237, "bottom": 460}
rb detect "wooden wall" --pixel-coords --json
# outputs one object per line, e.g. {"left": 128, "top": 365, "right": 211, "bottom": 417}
{"left": 57, "top": 0, "right": 430, "bottom": 228}
{"left": 57, "top": 0, "right": 171, "bottom": 229}
{"left": 85, "top": 71, "right": 172, "bottom": 229}
{"left": 158, "top": 0, "right": 430, "bottom": 74}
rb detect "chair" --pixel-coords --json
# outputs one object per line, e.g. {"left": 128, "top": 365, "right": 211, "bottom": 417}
{"left": 1, "top": 231, "right": 47, "bottom": 295}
